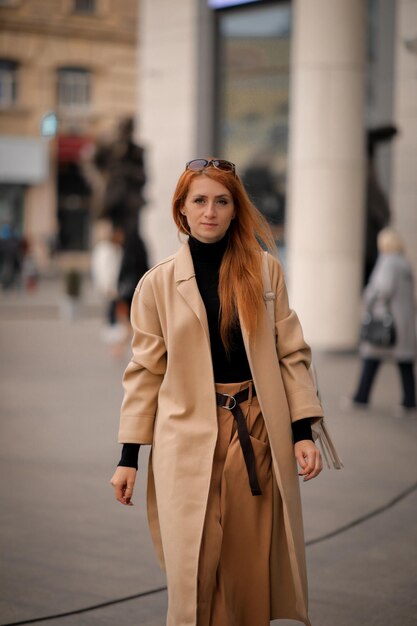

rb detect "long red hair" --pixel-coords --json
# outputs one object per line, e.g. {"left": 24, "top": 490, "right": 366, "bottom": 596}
{"left": 172, "top": 164, "right": 276, "bottom": 350}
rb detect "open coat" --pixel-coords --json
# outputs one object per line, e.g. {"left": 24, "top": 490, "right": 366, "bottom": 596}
{"left": 119, "top": 243, "right": 324, "bottom": 626}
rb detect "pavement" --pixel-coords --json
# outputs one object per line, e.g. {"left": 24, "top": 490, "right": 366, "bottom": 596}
{"left": 1, "top": 276, "right": 417, "bottom": 626}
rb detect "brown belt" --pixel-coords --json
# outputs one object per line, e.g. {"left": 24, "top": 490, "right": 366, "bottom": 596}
{"left": 215, "top": 386, "right": 262, "bottom": 496}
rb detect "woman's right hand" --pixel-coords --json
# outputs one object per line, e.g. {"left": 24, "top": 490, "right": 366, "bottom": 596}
{"left": 110, "top": 466, "right": 137, "bottom": 506}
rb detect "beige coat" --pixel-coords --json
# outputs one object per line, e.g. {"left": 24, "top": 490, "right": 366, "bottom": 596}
{"left": 119, "top": 243, "right": 324, "bottom": 626}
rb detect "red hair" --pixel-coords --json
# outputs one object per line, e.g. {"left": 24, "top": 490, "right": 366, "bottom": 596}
{"left": 172, "top": 164, "right": 276, "bottom": 350}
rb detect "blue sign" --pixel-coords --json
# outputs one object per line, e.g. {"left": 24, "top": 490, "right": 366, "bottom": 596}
{"left": 40, "top": 111, "right": 59, "bottom": 138}
{"left": 208, "top": 0, "right": 262, "bottom": 8}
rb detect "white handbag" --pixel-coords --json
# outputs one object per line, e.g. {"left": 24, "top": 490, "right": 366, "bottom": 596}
{"left": 261, "top": 252, "right": 343, "bottom": 470}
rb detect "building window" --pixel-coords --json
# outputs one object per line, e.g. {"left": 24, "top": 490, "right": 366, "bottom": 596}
{"left": 73, "top": 0, "right": 96, "bottom": 14}
{"left": 57, "top": 67, "right": 91, "bottom": 109}
{"left": 0, "top": 60, "right": 18, "bottom": 108}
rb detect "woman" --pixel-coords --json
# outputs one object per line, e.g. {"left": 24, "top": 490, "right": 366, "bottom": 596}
{"left": 110, "top": 158, "right": 324, "bottom": 626}
{"left": 352, "top": 227, "right": 416, "bottom": 415}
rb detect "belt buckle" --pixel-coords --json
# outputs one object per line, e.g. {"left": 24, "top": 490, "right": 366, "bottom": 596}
{"left": 222, "top": 393, "right": 236, "bottom": 410}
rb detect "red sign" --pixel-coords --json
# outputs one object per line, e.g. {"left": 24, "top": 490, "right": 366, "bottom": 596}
{"left": 57, "top": 135, "right": 94, "bottom": 163}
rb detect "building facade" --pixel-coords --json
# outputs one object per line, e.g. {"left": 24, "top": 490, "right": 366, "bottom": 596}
{"left": 2, "top": 0, "right": 415, "bottom": 349}
{"left": 0, "top": 0, "right": 138, "bottom": 268}
{"left": 138, "top": 0, "right": 417, "bottom": 350}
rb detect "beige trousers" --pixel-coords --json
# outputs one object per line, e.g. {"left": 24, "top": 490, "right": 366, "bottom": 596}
{"left": 197, "top": 380, "right": 273, "bottom": 626}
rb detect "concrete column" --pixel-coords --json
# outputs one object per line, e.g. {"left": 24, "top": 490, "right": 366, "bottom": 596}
{"left": 287, "top": 0, "right": 366, "bottom": 350}
{"left": 137, "top": 0, "right": 200, "bottom": 263}
{"left": 391, "top": 0, "right": 417, "bottom": 277}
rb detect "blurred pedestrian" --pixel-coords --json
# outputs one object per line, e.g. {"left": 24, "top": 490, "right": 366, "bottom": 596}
{"left": 351, "top": 228, "right": 416, "bottom": 416}
{"left": 0, "top": 223, "right": 22, "bottom": 290}
{"left": 91, "top": 219, "right": 123, "bottom": 329}
{"left": 88, "top": 117, "right": 150, "bottom": 355}
{"left": 363, "top": 125, "right": 397, "bottom": 285}
{"left": 115, "top": 228, "right": 149, "bottom": 316}
{"left": 94, "top": 116, "right": 147, "bottom": 235}
{"left": 61, "top": 268, "right": 83, "bottom": 322}
{"left": 111, "top": 228, "right": 149, "bottom": 358}
{"left": 110, "top": 158, "right": 324, "bottom": 626}
{"left": 20, "top": 237, "right": 38, "bottom": 292}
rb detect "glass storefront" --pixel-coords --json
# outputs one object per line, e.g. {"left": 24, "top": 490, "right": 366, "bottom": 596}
{"left": 215, "top": 1, "right": 291, "bottom": 254}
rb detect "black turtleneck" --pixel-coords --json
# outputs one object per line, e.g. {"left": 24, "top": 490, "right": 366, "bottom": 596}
{"left": 188, "top": 235, "right": 252, "bottom": 383}
{"left": 118, "top": 235, "right": 312, "bottom": 469}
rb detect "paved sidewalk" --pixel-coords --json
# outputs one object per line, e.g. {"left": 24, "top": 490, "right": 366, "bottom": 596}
{"left": 0, "top": 274, "right": 103, "bottom": 321}
{"left": 1, "top": 278, "right": 416, "bottom": 625}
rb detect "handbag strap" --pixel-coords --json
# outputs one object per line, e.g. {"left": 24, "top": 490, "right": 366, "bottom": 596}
{"left": 262, "top": 251, "right": 318, "bottom": 393}
{"left": 261, "top": 252, "right": 344, "bottom": 469}
{"left": 262, "top": 251, "right": 276, "bottom": 335}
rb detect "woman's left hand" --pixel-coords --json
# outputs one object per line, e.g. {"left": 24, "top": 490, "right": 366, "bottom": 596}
{"left": 294, "top": 440, "right": 323, "bottom": 481}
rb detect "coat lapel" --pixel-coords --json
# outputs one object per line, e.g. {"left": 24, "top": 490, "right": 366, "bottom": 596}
{"left": 175, "top": 243, "right": 210, "bottom": 344}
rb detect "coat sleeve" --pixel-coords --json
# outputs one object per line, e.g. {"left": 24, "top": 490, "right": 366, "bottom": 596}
{"left": 118, "top": 274, "right": 167, "bottom": 444}
{"left": 364, "top": 255, "right": 395, "bottom": 304}
{"left": 269, "top": 257, "right": 324, "bottom": 422}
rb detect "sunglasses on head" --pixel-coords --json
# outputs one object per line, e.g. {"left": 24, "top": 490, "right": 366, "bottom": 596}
{"left": 185, "top": 159, "right": 236, "bottom": 174}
